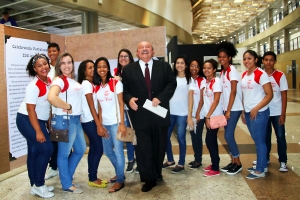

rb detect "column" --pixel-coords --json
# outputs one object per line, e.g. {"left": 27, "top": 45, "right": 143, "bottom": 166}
{"left": 283, "top": 28, "right": 290, "bottom": 52}
{"left": 255, "top": 18, "right": 259, "bottom": 35}
{"left": 267, "top": 8, "right": 273, "bottom": 27}
{"left": 268, "top": 36, "right": 274, "bottom": 53}
{"left": 81, "top": 11, "right": 99, "bottom": 34}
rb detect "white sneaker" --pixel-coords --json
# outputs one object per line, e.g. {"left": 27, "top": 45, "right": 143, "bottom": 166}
{"left": 32, "top": 185, "right": 54, "bottom": 198}
{"left": 30, "top": 185, "right": 54, "bottom": 195}
{"left": 252, "top": 160, "right": 270, "bottom": 165}
{"left": 248, "top": 165, "right": 268, "bottom": 173}
{"left": 279, "top": 162, "right": 288, "bottom": 172}
{"left": 45, "top": 167, "right": 58, "bottom": 180}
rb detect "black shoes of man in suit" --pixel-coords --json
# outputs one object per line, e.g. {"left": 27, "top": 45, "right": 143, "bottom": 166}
{"left": 141, "top": 181, "right": 157, "bottom": 192}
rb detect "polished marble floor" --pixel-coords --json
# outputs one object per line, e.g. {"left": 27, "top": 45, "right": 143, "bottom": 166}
{"left": 0, "top": 90, "right": 300, "bottom": 200}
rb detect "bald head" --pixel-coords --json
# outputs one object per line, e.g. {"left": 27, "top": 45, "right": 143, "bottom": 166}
{"left": 136, "top": 41, "right": 155, "bottom": 62}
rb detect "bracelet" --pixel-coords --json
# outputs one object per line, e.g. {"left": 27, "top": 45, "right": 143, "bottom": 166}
{"left": 67, "top": 104, "right": 72, "bottom": 110}
{"left": 206, "top": 117, "right": 210, "bottom": 119}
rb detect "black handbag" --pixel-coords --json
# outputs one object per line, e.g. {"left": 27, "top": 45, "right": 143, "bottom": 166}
{"left": 49, "top": 90, "right": 69, "bottom": 142}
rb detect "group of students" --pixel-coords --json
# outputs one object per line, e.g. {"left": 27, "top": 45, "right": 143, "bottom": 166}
{"left": 16, "top": 41, "right": 288, "bottom": 198}
{"left": 16, "top": 43, "right": 141, "bottom": 198}
{"left": 162, "top": 42, "right": 288, "bottom": 180}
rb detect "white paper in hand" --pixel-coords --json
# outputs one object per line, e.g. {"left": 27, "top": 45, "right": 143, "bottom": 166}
{"left": 143, "top": 99, "right": 168, "bottom": 118}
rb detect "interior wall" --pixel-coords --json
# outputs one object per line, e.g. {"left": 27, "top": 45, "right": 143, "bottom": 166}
{"left": 65, "top": 26, "right": 166, "bottom": 61}
{"left": 275, "top": 48, "right": 300, "bottom": 89}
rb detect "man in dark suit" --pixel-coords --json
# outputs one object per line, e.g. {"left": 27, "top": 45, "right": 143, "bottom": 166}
{"left": 122, "top": 41, "right": 176, "bottom": 192}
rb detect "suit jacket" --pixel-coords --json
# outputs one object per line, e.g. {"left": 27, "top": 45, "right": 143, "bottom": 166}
{"left": 122, "top": 59, "right": 176, "bottom": 129}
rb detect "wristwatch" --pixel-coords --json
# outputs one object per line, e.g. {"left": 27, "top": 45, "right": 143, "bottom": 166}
{"left": 67, "top": 104, "right": 72, "bottom": 110}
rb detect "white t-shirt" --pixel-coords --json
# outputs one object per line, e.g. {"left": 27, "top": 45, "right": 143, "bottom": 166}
{"left": 189, "top": 76, "right": 206, "bottom": 118}
{"left": 241, "top": 68, "right": 270, "bottom": 112}
{"left": 51, "top": 76, "right": 82, "bottom": 115}
{"left": 202, "top": 77, "right": 223, "bottom": 117}
{"left": 220, "top": 65, "right": 243, "bottom": 111}
{"left": 48, "top": 64, "right": 56, "bottom": 80}
{"left": 170, "top": 77, "right": 190, "bottom": 116}
{"left": 96, "top": 78, "right": 123, "bottom": 125}
{"left": 18, "top": 76, "right": 51, "bottom": 120}
{"left": 267, "top": 70, "right": 288, "bottom": 116}
{"left": 81, "top": 80, "right": 98, "bottom": 122}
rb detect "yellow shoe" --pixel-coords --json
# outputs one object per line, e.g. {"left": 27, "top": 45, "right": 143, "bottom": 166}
{"left": 88, "top": 181, "right": 107, "bottom": 188}
{"left": 100, "top": 179, "right": 109, "bottom": 184}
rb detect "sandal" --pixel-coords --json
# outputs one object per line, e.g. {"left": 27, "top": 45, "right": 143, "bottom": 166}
{"left": 88, "top": 181, "right": 107, "bottom": 188}
{"left": 98, "top": 178, "right": 109, "bottom": 184}
{"left": 108, "top": 183, "right": 124, "bottom": 193}
{"left": 162, "top": 162, "right": 175, "bottom": 168}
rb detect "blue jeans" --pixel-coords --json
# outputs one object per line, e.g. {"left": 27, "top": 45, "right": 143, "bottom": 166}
{"left": 16, "top": 113, "right": 53, "bottom": 187}
{"left": 52, "top": 115, "right": 86, "bottom": 190}
{"left": 266, "top": 115, "right": 287, "bottom": 163}
{"left": 102, "top": 123, "right": 125, "bottom": 183}
{"left": 245, "top": 108, "right": 270, "bottom": 173}
{"left": 190, "top": 119, "right": 205, "bottom": 164}
{"left": 224, "top": 110, "right": 242, "bottom": 158}
{"left": 205, "top": 117, "right": 220, "bottom": 171}
{"left": 82, "top": 120, "right": 103, "bottom": 182}
{"left": 166, "top": 115, "right": 187, "bottom": 166}
{"left": 125, "top": 111, "right": 135, "bottom": 161}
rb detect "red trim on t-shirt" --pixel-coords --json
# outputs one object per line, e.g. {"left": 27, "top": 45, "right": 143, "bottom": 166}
{"left": 221, "top": 65, "right": 232, "bottom": 81}
{"left": 195, "top": 76, "right": 204, "bottom": 88}
{"left": 108, "top": 79, "right": 118, "bottom": 92}
{"left": 36, "top": 77, "right": 52, "bottom": 97}
{"left": 60, "top": 76, "right": 69, "bottom": 93}
{"left": 94, "top": 85, "right": 100, "bottom": 93}
{"left": 242, "top": 71, "right": 247, "bottom": 78}
{"left": 253, "top": 69, "right": 263, "bottom": 84}
{"left": 114, "top": 68, "right": 118, "bottom": 76}
{"left": 207, "top": 78, "right": 216, "bottom": 91}
{"left": 272, "top": 70, "right": 283, "bottom": 87}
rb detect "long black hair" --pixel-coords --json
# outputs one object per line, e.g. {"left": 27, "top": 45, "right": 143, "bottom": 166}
{"left": 116, "top": 49, "right": 134, "bottom": 76}
{"left": 77, "top": 59, "right": 94, "bottom": 84}
{"left": 173, "top": 55, "right": 190, "bottom": 84}
{"left": 93, "top": 57, "right": 113, "bottom": 86}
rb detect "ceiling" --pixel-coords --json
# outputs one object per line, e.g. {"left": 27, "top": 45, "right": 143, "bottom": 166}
{"left": 190, "top": 0, "right": 287, "bottom": 44}
{"left": 0, "top": 0, "right": 138, "bottom": 36}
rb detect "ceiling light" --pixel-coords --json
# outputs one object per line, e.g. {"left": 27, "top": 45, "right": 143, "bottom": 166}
{"left": 295, "top": 28, "right": 298, "bottom": 30}
{"left": 281, "top": 6, "right": 283, "bottom": 8}
{"left": 234, "top": 35, "right": 236, "bottom": 36}
{"left": 251, "top": 47, "right": 253, "bottom": 48}
{"left": 288, "top": 1, "right": 291, "bottom": 3}
{"left": 282, "top": 34, "right": 284, "bottom": 36}
{"left": 276, "top": 37, "right": 278, "bottom": 39}
{"left": 264, "top": 42, "right": 267, "bottom": 43}
{"left": 275, "top": 10, "right": 277, "bottom": 13}
{"left": 289, "top": 31, "right": 291, "bottom": 33}
{"left": 250, "top": 26, "right": 252, "bottom": 29}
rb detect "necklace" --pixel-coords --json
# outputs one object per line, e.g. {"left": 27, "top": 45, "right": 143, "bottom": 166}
{"left": 36, "top": 75, "right": 50, "bottom": 86}
{"left": 247, "top": 67, "right": 257, "bottom": 76}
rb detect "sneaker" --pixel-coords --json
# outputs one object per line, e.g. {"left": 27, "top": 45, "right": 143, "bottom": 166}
{"left": 45, "top": 167, "right": 58, "bottom": 180}
{"left": 126, "top": 158, "right": 136, "bottom": 173}
{"left": 63, "top": 187, "right": 83, "bottom": 194}
{"left": 171, "top": 165, "right": 184, "bottom": 174}
{"left": 135, "top": 167, "right": 139, "bottom": 174}
{"left": 279, "top": 162, "right": 288, "bottom": 172}
{"left": 32, "top": 185, "right": 55, "bottom": 198}
{"left": 188, "top": 161, "right": 195, "bottom": 167}
{"left": 88, "top": 181, "right": 107, "bottom": 188}
{"left": 162, "top": 162, "right": 175, "bottom": 168}
{"left": 30, "top": 185, "right": 54, "bottom": 195}
{"left": 252, "top": 160, "right": 270, "bottom": 165}
{"left": 203, "top": 170, "right": 220, "bottom": 177}
{"left": 247, "top": 166, "right": 268, "bottom": 173}
{"left": 246, "top": 171, "right": 265, "bottom": 179}
{"left": 220, "top": 163, "right": 234, "bottom": 172}
{"left": 203, "top": 165, "right": 212, "bottom": 172}
{"left": 226, "top": 164, "right": 243, "bottom": 175}
{"left": 189, "top": 163, "right": 202, "bottom": 169}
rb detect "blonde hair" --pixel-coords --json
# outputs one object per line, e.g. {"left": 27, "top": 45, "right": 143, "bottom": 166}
{"left": 54, "top": 52, "right": 75, "bottom": 79}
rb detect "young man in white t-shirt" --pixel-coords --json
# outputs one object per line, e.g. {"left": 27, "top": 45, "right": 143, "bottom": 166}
{"left": 262, "top": 51, "right": 288, "bottom": 172}
{"left": 45, "top": 42, "right": 61, "bottom": 180}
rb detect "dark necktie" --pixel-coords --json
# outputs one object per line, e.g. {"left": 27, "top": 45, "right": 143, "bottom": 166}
{"left": 145, "top": 63, "right": 151, "bottom": 99}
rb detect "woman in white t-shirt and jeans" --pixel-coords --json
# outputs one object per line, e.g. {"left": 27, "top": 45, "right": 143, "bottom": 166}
{"left": 200, "top": 59, "right": 223, "bottom": 177}
{"left": 241, "top": 50, "right": 273, "bottom": 179}
{"left": 16, "top": 54, "right": 54, "bottom": 198}
{"left": 217, "top": 42, "right": 243, "bottom": 175}
{"left": 162, "top": 55, "right": 191, "bottom": 173}
{"left": 78, "top": 60, "right": 108, "bottom": 188}
{"left": 93, "top": 57, "right": 127, "bottom": 193}
{"left": 187, "top": 59, "right": 206, "bottom": 169}
{"left": 48, "top": 53, "right": 86, "bottom": 193}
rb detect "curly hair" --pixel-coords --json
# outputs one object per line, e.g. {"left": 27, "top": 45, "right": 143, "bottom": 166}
{"left": 26, "top": 53, "right": 50, "bottom": 77}
{"left": 216, "top": 41, "right": 238, "bottom": 64}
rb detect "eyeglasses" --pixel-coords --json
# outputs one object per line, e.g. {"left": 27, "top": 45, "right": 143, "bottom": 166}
{"left": 190, "top": 64, "right": 199, "bottom": 68}
{"left": 119, "top": 55, "right": 129, "bottom": 59}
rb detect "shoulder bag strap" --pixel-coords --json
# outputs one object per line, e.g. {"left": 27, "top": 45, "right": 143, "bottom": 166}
{"left": 113, "top": 79, "right": 119, "bottom": 125}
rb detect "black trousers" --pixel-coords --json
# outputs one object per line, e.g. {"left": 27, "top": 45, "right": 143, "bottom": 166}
{"left": 49, "top": 141, "right": 58, "bottom": 170}
{"left": 190, "top": 119, "right": 205, "bottom": 163}
{"left": 135, "top": 124, "right": 168, "bottom": 182}
{"left": 205, "top": 125, "right": 220, "bottom": 171}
